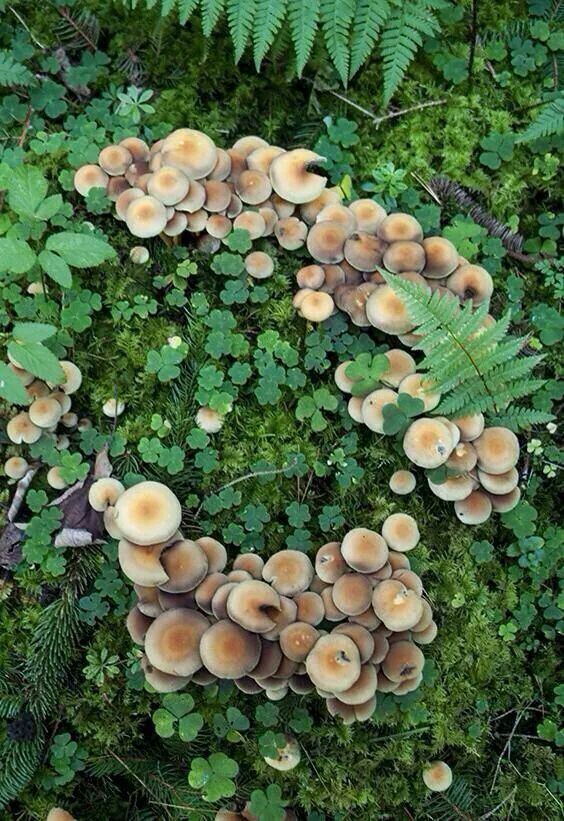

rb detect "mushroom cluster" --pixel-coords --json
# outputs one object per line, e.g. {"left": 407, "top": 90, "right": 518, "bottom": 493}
{"left": 94, "top": 480, "right": 436, "bottom": 723}
{"left": 74, "top": 130, "right": 331, "bottom": 259}
{"left": 335, "top": 357, "right": 521, "bottom": 524}
{"left": 292, "top": 207, "right": 494, "bottom": 327}
{"left": 3, "top": 354, "right": 86, "bottom": 489}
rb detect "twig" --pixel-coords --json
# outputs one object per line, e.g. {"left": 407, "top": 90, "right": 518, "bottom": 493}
{"left": 7, "top": 466, "right": 39, "bottom": 522}
{"left": 9, "top": 6, "right": 46, "bottom": 49}
{"left": 480, "top": 787, "right": 517, "bottom": 819}
{"left": 195, "top": 459, "right": 297, "bottom": 517}
{"left": 17, "top": 106, "right": 33, "bottom": 148}
{"left": 324, "top": 87, "right": 447, "bottom": 126}
{"left": 108, "top": 750, "right": 171, "bottom": 817}
{"left": 490, "top": 703, "right": 531, "bottom": 792}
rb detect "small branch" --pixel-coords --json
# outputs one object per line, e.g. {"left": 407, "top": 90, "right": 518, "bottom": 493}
{"left": 17, "top": 106, "right": 33, "bottom": 148}
{"left": 7, "top": 466, "right": 39, "bottom": 522}
{"left": 195, "top": 459, "right": 297, "bottom": 517}
{"left": 9, "top": 6, "right": 47, "bottom": 49}
{"left": 372, "top": 99, "right": 447, "bottom": 127}
{"left": 490, "top": 703, "right": 531, "bottom": 792}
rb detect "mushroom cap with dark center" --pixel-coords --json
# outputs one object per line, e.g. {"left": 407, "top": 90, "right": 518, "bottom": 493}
{"left": 176, "top": 179, "right": 206, "bottom": 212}
{"left": 279, "top": 622, "right": 320, "bottom": 662}
{"left": 227, "top": 579, "right": 281, "bottom": 633}
{"left": 382, "top": 639, "right": 425, "bottom": 682}
{"left": 300, "top": 186, "right": 341, "bottom": 224}
{"left": 298, "top": 290, "right": 334, "bottom": 322}
{"left": 114, "top": 481, "right": 182, "bottom": 546}
{"left": 236, "top": 169, "right": 272, "bottom": 204}
{"left": 422, "top": 236, "right": 458, "bottom": 278}
{"left": 315, "top": 542, "right": 347, "bottom": 583}
{"left": 366, "top": 285, "right": 416, "bottom": 335}
{"left": 446, "top": 263, "right": 493, "bottom": 306}
{"left": 423, "top": 761, "right": 453, "bottom": 792}
{"left": 403, "top": 418, "right": 453, "bottom": 468}
{"left": 200, "top": 619, "right": 261, "bottom": 678}
{"left": 120, "top": 136, "right": 150, "bottom": 162}
{"left": 245, "top": 251, "right": 274, "bottom": 279}
{"left": 348, "top": 198, "right": 387, "bottom": 233}
{"left": 161, "top": 128, "right": 217, "bottom": 178}
{"left": 306, "top": 633, "right": 361, "bottom": 693}
{"left": 377, "top": 213, "right": 423, "bottom": 243}
{"left": 372, "top": 579, "right": 423, "bottom": 630}
{"left": 297, "top": 264, "right": 325, "bottom": 289}
{"left": 262, "top": 550, "right": 314, "bottom": 596}
{"left": 274, "top": 216, "right": 308, "bottom": 250}
{"left": 233, "top": 553, "right": 265, "bottom": 578}
{"left": 204, "top": 179, "right": 232, "bottom": 212}
{"left": 148, "top": 166, "right": 190, "bottom": 205}
{"left": 270, "top": 148, "right": 326, "bottom": 204}
{"left": 341, "top": 528, "right": 389, "bottom": 573}
{"left": 381, "top": 513, "right": 420, "bottom": 552}
{"left": 383, "top": 241, "right": 425, "bottom": 274}
{"left": 344, "top": 232, "right": 387, "bottom": 271}
{"left": 144, "top": 608, "right": 209, "bottom": 676}
{"left": 233, "top": 211, "right": 266, "bottom": 239}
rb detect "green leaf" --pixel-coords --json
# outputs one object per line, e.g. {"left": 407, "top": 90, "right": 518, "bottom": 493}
{"left": 254, "top": 0, "right": 288, "bottom": 69}
{"left": 0, "top": 362, "right": 30, "bottom": 405}
{"left": 349, "top": 0, "right": 390, "bottom": 77}
{"left": 321, "top": 0, "right": 355, "bottom": 84}
{"left": 7, "top": 166, "right": 48, "bottom": 218}
{"left": 12, "top": 322, "right": 57, "bottom": 344}
{"left": 8, "top": 342, "right": 65, "bottom": 383}
{"left": 0, "top": 237, "right": 36, "bottom": 273}
{"left": 38, "top": 250, "right": 73, "bottom": 288}
{"left": 45, "top": 232, "right": 116, "bottom": 268}
{"left": 288, "top": 0, "right": 320, "bottom": 75}
{"left": 227, "top": 0, "right": 256, "bottom": 62}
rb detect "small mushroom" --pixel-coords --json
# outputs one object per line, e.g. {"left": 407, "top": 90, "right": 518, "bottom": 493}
{"left": 317, "top": 203, "right": 356, "bottom": 235}
{"left": 361, "top": 388, "right": 398, "bottom": 434}
{"left": 382, "top": 639, "right": 425, "bottom": 682}
{"left": 269, "top": 149, "right": 326, "bottom": 204}
{"left": 99, "top": 144, "right": 133, "bottom": 176}
{"left": 144, "top": 607, "right": 209, "bottom": 676}
{"left": 211, "top": 582, "right": 239, "bottom": 620}
{"left": 477, "top": 467, "right": 519, "bottom": 494}
{"left": 200, "top": 619, "right": 261, "bottom": 678}
{"left": 49, "top": 361, "right": 82, "bottom": 394}
{"left": 341, "top": 528, "right": 389, "bottom": 573}
{"left": 4, "top": 456, "right": 29, "bottom": 480}
{"left": 473, "top": 426, "right": 520, "bottom": 474}
{"left": 315, "top": 542, "right": 346, "bottom": 583}
{"left": 413, "top": 621, "right": 438, "bottom": 644}
{"left": 383, "top": 241, "right": 425, "bottom": 274}
{"left": 245, "top": 251, "right": 274, "bottom": 279}
{"left": 102, "top": 398, "right": 125, "bottom": 418}
{"left": 29, "top": 397, "right": 62, "bottom": 428}
{"left": 447, "top": 442, "right": 478, "bottom": 472}
{"left": 348, "top": 199, "right": 387, "bottom": 233}
{"left": 403, "top": 418, "right": 453, "bottom": 468}
{"left": 107, "top": 176, "right": 130, "bottom": 201}
{"left": 487, "top": 487, "right": 521, "bottom": 512}
{"left": 377, "top": 213, "right": 423, "bottom": 243}
{"left": 135, "top": 584, "right": 164, "bottom": 617}
{"left": 161, "top": 128, "right": 217, "bottom": 178}
{"left": 141, "top": 655, "right": 192, "bottom": 692}
{"left": 120, "top": 136, "right": 150, "bottom": 162}
{"left": 372, "top": 580, "right": 423, "bottom": 630}
{"left": 306, "top": 633, "right": 361, "bottom": 693}
{"left": 298, "top": 290, "right": 334, "bottom": 322}
{"left": 196, "top": 406, "right": 224, "bottom": 433}
{"left": 300, "top": 187, "right": 341, "bottom": 224}
{"left": 233, "top": 211, "right": 266, "bottom": 239}
{"left": 332, "top": 573, "right": 373, "bottom": 616}
{"left": 454, "top": 490, "right": 492, "bottom": 524}
{"left": 274, "top": 216, "right": 308, "bottom": 250}
{"left": 207, "top": 214, "right": 232, "bottom": 239}
{"left": 398, "top": 373, "right": 441, "bottom": 412}
{"left": 126, "top": 606, "right": 154, "bottom": 645}
{"left": 74, "top": 164, "right": 109, "bottom": 196}
{"left": 453, "top": 413, "right": 485, "bottom": 442}
{"left": 366, "top": 286, "right": 415, "bottom": 335}
{"left": 262, "top": 550, "right": 314, "bottom": 596}
{"left": 294, "top": 591, "right": 325, "bottom": 625}
{"left": 320, "top": 587, "right": 346, "bottom": 622}
{"left": 344, "top": 232, "right": 387, "bottom": 271}
{"left": 236, "top": 169, "right": 272, "bottom": 204}
{"left": 129, "top": 246, "right": 150, "bottom": 264}
{"left": 6, "top": 412, "right": 42, "bottom": 444}
{"left": 164, "top": 211, "right": 188, "bottom": 237}
{"left": 381, "top": 349, "right": 416, "bottom": 387}
{"left": 423, "top": 761, "right": 453, "bottom": 792}
{"left": 160, "top": 539, "right": 209, "bottom": 593}
{"left": 319, "top": 264, "right": 345, "bottom": 293}
{"left": 147, "top": 166, "right": 190, "bottom": 205}
{"left": 389, "top": 470, "right": 416, "bottom": 495}
{"left": 247, "top": 145, "right": 285, "bottom": 174}
{"left": 114, "top": 481, "right": 182, "bottom": 546}
{"left": 195, "top": 573, "right": 228, "bottom": 613}
{"left": 227, "top": 579, "right": 281, "bottom": 633}
{"left": 195, "top": 537, "right": 227, "bottom": 573}
{"left": 118, "top": 540, "right": 168, "bottom": 586}
{"left": 280, "top": 622, "right": 319, "bottom": 662}
{"left": 233, "top": 553, "right": 264, "bottom": 578}
{"left": 446, "top": 264, "right": 493, "bottom": 306}
{"left": 306, "top": 220, "right": 347, "bottom": 264}
{"left": 125, "top": 195, "right": 168, "bottom": 237}
{"left": 337, "top": 663, "right": 378, "bottom": 705}
{"left": 116, "top": 187, "right": 144, "bottom": 221}
{"left": 422, "top": 237, "right": 458, "bottom": 278}
{"left": 381, "top": 513, "right": 420, "bottom": 552}
{"left": 47, "top": 466, "right": 67, "bottom": 490}
{"left": 428, "top": 474, "right": 475, "bottom": 501}
{"left": 176, "top": 179, "right": 206, "bottom": 212}
{"left": 88, "top": 477, "right": 125, "bottom": 511}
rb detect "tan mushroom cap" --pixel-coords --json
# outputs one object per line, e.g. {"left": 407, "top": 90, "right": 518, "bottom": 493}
{"left": 306, "top": 633, "right": 361, "bottom": 692}
{"left": 366, "top": 285, "right": 416, "bottom": 335}
{"left": 381, "top": 513, "right": 420, "bottom": 552}
{"left": 299, "top": 290, "right": 334, "bottom": 322}
{"left": 226, "top": 579, "right": 281, "bottom": 633}
{"left": 382, "top": 639, "right": 425, "bottom": 683}
{"left": 478, "top": 467, "right": 519, "bottom": 494}
{"left": 249, "top": 637, "right": 283, "bottom": 680}
{"left": 332, "top": 573, "right": 373, "bottom": 616}
{"left": 48, "top": 391, "right": 71, "bottom": 414}
{"left": 115, "top": 186, "right": 144, "bottom": 221}
{"left": 348, "top": 605, "right": 380, "bottom": 631}
{"left": 403, "top": 417, "right": 453, "bottom": 468}
{"left": 341, "top": 528, "right": 389, "bottom": 573}
{"left": 381, "top": 349, "right": 416, "bottom": 388}
{"left": 120, "top": 136, "right": 150, "bottom": 162}
{"left": 317, "top": 203, "right": 356, "bottom": 235}
{"left": 413, "top": 620, "right": 438, "bottom": 645}
{"left": 333, "top": 623, "right": 374, "bottom": 663}
{"left": 233, "top": 210, "right": 266, "bottom": 239}
{"left": 274, "top": 216, "right": 308, "bottom": 250}
{"left": 349, "top": 199, "right": 387, "bottom": 233}
{"left": 389, "top": 470, "right": 416, "bottom": 495}
{"left": 247, "top": 145, "right": 285, "bottom": 173}
{"left": 319, "top": 264, "right": 345, "bottom": 294}
{"left": 28, "top": 397, "right": 62, "bottom": 428}
{"left": 235, "top": 169, "right": 272, "bottom": 204}
{"left": 392, "top": 569, "right": 423, "bottom": 597}
{"left": 289, "top": 673, "right": 315, "bottom": 694}
{"left": 320, "top": 587, "right": 346, "bottom": 622}
{"left": 161, "top": 128, "right": 217, "bottom": 178}
{"left": 361, "top": 388, "right": 398, "bottom": 434}
{"left": 195, "top": 573, "right": 228, "bottom": 613}
{"left": 422, "top": 236, "right": 458, "bottom": 278}
{"left": 423, "top": 760, "right": 453, "bottom": 792}
{"left": 202, "top": 179, "right": 231, "bottom": 212}
{"left": 263, "top": 734, "right": 301, "bottom": 771}
{"left": 474, "top": 426, "right": 520, "bottom": 474}
{"left": 396, "top": 373, "right": 440, "bottom": 413}
{"left": 200, "top": 619, "right": 261, "bottom": 678}
{"left": 103, "top": 506, "right": 122, "bottom": 539}
{"left": 50, "top": 360, "right": 82, "bottom": 395}
{"left": 262, "top": 550, "right": 314, "bottom": 596}
{"left": 184, "top": 209, "right": 206, "bottom": 232}
{"left": 337, "top": 663, "right": 378, "bottom": 705}
{"left": 271, "top": 193, "right": 295, "bottom": 218}
{"left": 4, "top": 456, "right": 29, "bottom": 480}
{"left": 245, "top": 251, "right": 274, "bottom": 279}
{"left": 8, "top": 362, "right": 34, "bottom": 386}
{"left": 227, "top": 569, "right": 253, "bottom": 582}
{"left": 126, "top": 606, "right": 154, "bottom": 645}
{"left": 270, "top": 148, "right": 326, "bottom": 204}
{"left": 46, "top": 809, "right": 76, "bottom": 821}
{"left": 334, "top": 361, "right": 357, "bottom": 394}
{"left": 372, "top": 580, "right": 423, "bottom": 630}
{"left": 148, "top": 166, "right": 190, "bottom": 206}
{"left": 160, "top": 539, "right": 209, "bottom": 593}
{"left": 315, "top": 542, "right": 347, "bottom": 583}
{"left": 207, "top": 147, "right": 232, "bottom": 181}
{"left": 129, "top": 245, "right": 150, "bottom": 265}
{"left": 74, "top": 164, "right": 109, "bottom": 195}
{"left": 232, "top": 135, "right": 268, "bottom": 156}
{"left": 299, "top": 187, "right": 340, "bottom": 224}
{"left": 447, "top": 442, "right": 478, "bottom": 472}
{"left": 428, "top": 474, "right": 475, "bottom": 501}
{"left": 107, "top": 176, "right": 130, "bottom": 201}
{"left": 233, "top": 553, "right": 264, "bottom": 578}
{"left": 377, "top": 213, "right": 423, "bottom": 243}
{"left": 454, "top": 489, "right": 492, "bottom": 524}
{"left": 344, "top": 232, "right": 387, "bottom": 271}
{"left": 211, "top": 581, "right": 239, "bottom": 620}
{"left": 164, "top": 211, "right": 187, "bottom": 237}
{"left": 279, "top": 622, "right": 319, "bottom": 662}
{"left": 118, "top": 540, "right": 168, "bottom": 586}
{"left": 348, "top": 395, "right": 364, "bottom": 423}
{"left": 195, "top": 536, "right": 227, "bottom": 573}
{"left": 388, "top": 551, "right": 411, "bottom": 572}
{"left": 88, "top": 477, "right": 125, "bottom": 511}
{"left": 294, "top": 591, "right": 325, "bottom": 625}
{"left": 325, "top": 697, "right": 356, "bottom": 724}
{"left": 297, "top": 264, "right": 325, "bottom": 289}
{"left": 175, "top": 179, "right": 206, "bottom": 213}
{"left": 307, "top": 220, "right": 347, "bottom": 264}
{"left": 447, "top": 263, "right": 493, "bottom": 306}
{"left": 47, "top": 466, "right": 67, "bottom": 490}
{"left": 99, "top": 144, "right": 133, "bottom": 176}
{"left": 6, "top": 412, "right": 42, "bottom": 444}
{"left": 206, "top": 214, "right": 232, "bottom": 239}
{"left": 26, "top": 379, "right": 49, "bottom": 399}
{"left": 135, "top": 583, "right": 163, "bottom": 617}
{"left": 141, "top": 654, "right": 192, "bottom": 692}
{"left": 383, "top": 241, "right": 425, "bottom": 274}
{"left": 487, "top": 486, "right": 521, "bottom": 513}
{"left": 125, "top": 195, "right": 168, "bottom": 237}
{"left": 114, "top": 480, "right": 182, "bottom": 546}
{"left": 145, "top": 608, "right": 209, "bottom": 676}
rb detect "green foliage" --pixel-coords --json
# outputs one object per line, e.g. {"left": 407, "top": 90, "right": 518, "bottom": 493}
{"left": 188, "top": 752, "right": 239, "bottom": 801}
{"left": 517, "top": 94, "right": 564, "bottom": 142}
{"left": 153, "top": 694, "right": 204, "bottom": 741}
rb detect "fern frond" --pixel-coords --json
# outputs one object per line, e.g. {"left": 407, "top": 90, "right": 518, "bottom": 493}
{"left": 0, "top": 734, "right": 44, "bottom": 809}
{"left": 490, "top": 407, "right": 556, "bottom": 431}
{"left": 201, "top": 0, "right": 226, "bottom": 36}
{"left": 349, "top": 0, "right": 390, "bottom": 78}
{"left": 288, "top": 0, "right": 321, "bottom": 75}
{"left": 177, "top": 0, "right": 200, "bottom": 23}
{"left": 55, "top": 7, "right": 100, "bottom": 50}
{"left": 253, "top": 0, "right": 288, "bottom": 69}
{"left": 426, "top": 777, "right": 476, "bottom": 821}
{"left": 320, "top": 0, "right": 355, "bottom": 84}
{"left": 0, "top": 51, "right": 35, "bottom": 87}
{"left": 227, "top": 0, "right": 257, "bottom": 62}
{"left": 380, "top": 0, "right": 440, "bottom": 103}
{"left": 516, "top": 95, "right": 564, "bottom": 143}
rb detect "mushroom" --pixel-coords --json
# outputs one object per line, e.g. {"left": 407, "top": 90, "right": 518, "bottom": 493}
{"left": 452, "top": 413, "right": 485, "bottom": 442}
{"left": 428, "top": 474, "right": 475, "bottom": 501}
{"left": 337, "top": 663, "right": 378, "bottom": 705}
{"left": 206, "top": 214, "right": 232, "bottom": 239}
{"left": 332, "top": 573, "right": 373, "bottom": 616}
{"left": 348, "top": 199, "right": 386, "bottom": 233}
{"left": 269, "top": 149, "right": 326, "bottom": 204}
{"left": 247, "top": 145, "right": 285, "bottom": 174}
{"left": 227, "top": 580, "right": 281, "bottom": 632}
{"left": 298, "top": 291, "right": 334, "bottom": 322}
{"left": 320, "top": 587, "right": 346, "bottom": 622}
{"left": 398, "top": 373, "right": 441, "bottom": 412}
{"left": 195, "top": 537, "right": 227, "bottom": 573}
{"left": 271, "top": 193, "right": 295, "bottom": 218}
{"left": 161, "top": 128, "right": 217, "bottom": 178}
{"left": 447, "top": 442, "right": 478, "bottom": 473}
{"left": 280, "top": 622, "right": 319, "bottom": 662}
{"left": 454, "top": 490, "right": 492, "bottom": 524}
{"left": 389, "top": 470, "right": 416, "bottom": 495}
{"left": 383, "top": 241, "right": 425, "bottom": 273}
{"left": 382, "top": 639, "right": 425, "bottom": 682}
{"left": 315, "top": 542, "right": 347, "bottom": 583}
{"left": 47, "top": 466, "right": 67, "bottom": 490}
{"left": 49, "top": 391, "right": 72, "bottom": 413}
{"left": 423, "top": 761, "right": 453, "bottom": 792}
{"left": 74, "top": 164, "right": 109, "bottom": 195}
{"left": 306, "top": 633, "right": 361, "bottom": 693}
{"left": 195, "top": 406, "right": 224, "bottom": 433}
{"left": 141, "top": 654, "right": 192, "bottom": 693}
{"left": 297, "top": 264, "right": 325, "bottom": 289}
{"left": 102, "top": 398, "right": 125, "bottom": 418}
{"left": 233, "top": 211, "right": 266, "bottom": 239}
{"left": 29, "top": 397, "right": 62, "bottom": 428}
{"left": 274, "top": 216, "right": 308, "bottom": 250}
{"left": 113, "top": 481, "right": 182, "bottom": 546}
{"left": 46, "top": 809, "right": 76, "bottom": 821}
{"left": 473, "top": 427, "right": 520, "bottom": 474}
{"left": 8, "top": 362, "right": 34, "bottom": 386}
{"left": 233, "top": 553, "right": 264, "bottom": 578}
{"left": 176, "top": 179, "right": 206, "bottom": 212}
{"left": 107, "top": 176, "right": 130, "bottom": 200}
{"left": 411, "top": 598, "right": 433, "bottom": 633}
{"left": 422, "top": 237, "right": 458, "bottom": 278}
{"left": 366, "top": 285, "right": 415, "bottom": 335}
{"left": 26, "top": 379, "right": 49, "bottom": 399}
{"left": 317, "top": 203, "right": 356, "bottom": 235}
{"left": 185, "top": 209, "right": 208, "bottom": 232}
{"left": 347, "top": 396, "right": 364, "bottom": 423}
{"left": 6, "top": 412, "right": 42, "bottom": 444}
{"left": 306, "top": 221, "right": 347, "bottom": 264}
{"left": 249, "top": 638, "right": 283, "bottom": 680}
{"left": 232, "top": 135, "right": 268, "bottom": 156}
{"left": 120, "top": 136, "right": 150, "bottom": 162}
{"left": 388, "top": 551, "right": 410, "bottom": 571}
{"left": 477, "top": 467, "right": 519, "bottom": 494}
{"left": 88, "top": 477, "right": 125, "bottom": 511}
{"left": 446, "top": 264, "right": 493, "bottom": 306}
{"left": 99, "top": 144, "right": 133, "bottom": 176}
{"left": 325, "top": 697, "right": 356, "bottom": 724}
{"left": 135, "top": 584, "right": 164, "bottom": 617}
{"left": 289, "top": 674, "right": 315, "bottom": 694}
{"left": 488, "top": 486, "right": 521, "bottom": 513}
{"left": 125, "top": 195, "right": 168, "bottom": 237}
{"left": 235, "top": 677, "right": 263, "bottom": 695}
{"left": 146, "top": 167, "right": 190, "bottom": 206}
{"left": 116, "top": 187, "right": 145, "bottom": 221}
{"left": 341, "top": 528, "right": 389, "bottom": 573}
{"left": 403, "top": 418, "right": 453, "bottom": 468}
{"left": 333, "top": 623, "right": 374, "bottom": 662}
{"left": 361, "top": 388, "right": 398, "bottom": 434}
{"left": 160, "top": 539, "right": 209, "bottom": 592}
{"left": 381, "top": 513, "right": 420, "bottom": 552}
{"left": 372, "top": 580, "right": 423, "bottom": 630}
{"left": 200, "top": 619, "right": 261, "bottom": 678}
{"left": 377, "top": 213, "right": 423, "bottom": 243}
{"left": 144, "top": 607, "right": 209, "bottom": 676}
{"left": 195, "top": 573, "right": 228, "bottom": 613}
{"left": 294, "top": 591, "right": 325, "bottom": 625}
{"left": 118, "top": 540, "right": 168, "bottom": 586}
{"left": 236, "top": 169, "right": 272, "bottom": 204}
{"left": 319, "top": 265, "right": 345, "bottom": 293}
{"left": 245, "top": 251, "right": 274, "bottom": 279}
{"left": 413, "top": 621, "right": 438, "bottom": 644}
{"left": 129, "top": 246, "right": 150, "bottom": 267}
{"left": 344, "top": 232, "right": 387, "bottom": 271}
{"left": 126, "top": 606, "right": 154, "bottom": 645}
{"left": 4, "top": 456, "right": 29, "bottom": 480}
{"left": 262, "top": 550, "right": 314, "bottom": 596}
{"left": 392, "top": 569, "right": 423, "bottom": 596}
{"left": 49, "top": 361, "right": 82, "bottom": 394}
{"left": 334, "top": 361, "right": 358, "bottom": 394}
{"left": 381, "top": 349, "right": 416, "bottom": 388}
{"left": 164, "top": 212, "right": 188, "bottom": 237}
{"left": 211, "top": 582, "right": 239, "bottom": 620}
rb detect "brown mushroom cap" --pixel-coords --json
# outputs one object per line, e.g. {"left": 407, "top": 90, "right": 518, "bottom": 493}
{"left": 319, "top": 264, "right": 346, "bottom": 294}
{"left": 378, "top": 213, "right": 423, "bottom": 243}
{"left": 227, "top": 580, "right": 281, "bottom": 633}
{"left": 368, "top": 632, "right": 389, "bottom": 665}
{"left": 88, "top": 477, "right": 125, "bottom": 511}
{"left": 454, "top": 489, "right": 492, "bottom": 524}
{"left": 298, "top": 290, "right": 334, "bottom": 322}
{"left": 344, "top": 232, "right": 387, "bottom": 271}
{"left": 423, "top": 761, "right": 453, "bottom": 792}
{"left": 372, "top": 579, "right": 423, "bottom": 630}
{"left": 6, "top": 412, "right": 42, "bottom": 444}
{"left": 211, "top": 582, "right": 239, "bottom": 620}
{"left": 382, "top": 639, "right": 425, "bottom": 682}
{"left": 315, "top": 542, "right": 346, "bottom": 583}
{"left": 279, "top": 622, "right": 320, "bottom": 662}
{"left": 202, "top": 179, "right": 231, "bottom": 212}
{"left": 413, "top": 620, "right": 438, "bottom": 644}
{"left": 74, "top": 164, "right": 109, "bottom": 196}
{"left": 299, "top": 187, "right": 340, "bottom": 224}
{"left": 294, "top": 591, "right": 325, "bottom": 625}
{"left": 4, "top": 456, "right": 29, "bottom": 480}
{"left": 118, "top": 540, "right": 168, "bottom": 587}
{"left": 381, "top": 513, "right": 420, "bottom": 552}
{"left": 135, "top": 584, "right": 164, "bottom": 617}
{"left": 348, "top": 605, "right": 380, "bottom": 630}
{"left": 307, "top": 634, "right": 362, "bottom": 695}
{"left": 148, "top": 166, "right": 190, "bottom": 206}
{"left": 249, "top": 638, "right": 283, "bottom": 680}
{"left": 361, "top": 388, "right": 398, "bottom": 434}
{"left": 383, "top": 241, "right": 425, "bottom": 274}
{"left": 144, "top": 608, "right": 208, "bottom": 676}
{"left": 245, "top": 251, "right": 274, "bottom": 279}
{"left": 115, "top": 186, "right": 144, "bottom": 221}
{"left": 452, "top": 413, "right": 485, "bottom": 442}
{"left": 270, "top": 149, "right": 326, "bottom": 204}
{"left": 107, "top": 176, "right": 130, "bottom": 201}
{"left": 349, "top": 199, "right": 387, "bottom": 233}
{"left": 297, "top": 264, "right": 325, "bottom": 289}
{"left": 366, "top": 285, "right": 415, "bottom": 335}
{"left": 126, "top": 606, "right": 154, "bottom": 645}
{"left": 337, "top": 663, "right": 378, "bottom": 705}
{"left": 332, "top": 574, "right": 373, "bottom": 616}
{"left": 262, "top": 550, "right": 314, "bottom": 596}
{"left": 125, "top": 195, "right": 168, "bottom": 238}
{"left": 392, "top": 569, "right": 423, "bottom": 596}
{"left": 341, "top": 528, "right": 389, "bottom": 573}
{"left": 422, "top": 236, "right": 458, "bottom": 278}
{"left": 29, "top": 397, "right": 62, "bottom": 428}
{"left": 274, "top": 216, "right": 308, "bottom": 250}
{"left": 320, "top": 587, "right": 346, "bottom": 622}
{"left": 247, "top": 145, "right": 285, "bottom": 174}
{"left": 389, "top": 470, "right": 417, "bottom": 495}
{"left": 388, "top": 551, "right": 411, "bottom": 572}
{"left": 207, "top": 147, "right": 232, "bottom": 181}
{"left": 161, "top": 128, "right": 217, "bottom": 178}
{"left": 447, "top": 264, "right": 493, "bottom": 306}
{"left": 446, "top": 442, "right": 478, "bottom": 473}
{"left": 478, "top": 467, "right": 519, "bottom": 494}
{"left": 411, "top": 598, "right": 433, "bottom": 633}
{"left": 474, "top": 426, "right": 520, "bottom": 474}
{"left": 428, "top": 474, "right": 475, "bottom": 501}
{"left": 157, "top": 588, "right": 196, "bottom": 612}
{"left": 235, "top": 169, "right": 272, "bottom": 204}
{"left": 206, "top": 214, "right": 232, "bottom": 239}
{"left": 227, "top": 569, "right": 253, "bottom": 583}
{"left": 200, "top": 619, "right": 261, "bottom": 678}
{"left": 195, "top": 573, "right": 228, "bottom": 613}
{"left": 403, "top": 418, "right": 453, "bottom": 468}
{"left": 381, "top": 349, "right": 416, "bottom": 388}
{"left": 120, "top": 136, "right": 150, "bottom": 162}
{"left": 141, "top": 655, "right": 192, "bottom": 692}
{"left": 99, "top": 145, "right": 133, "bottom": 176}
{"left": 398, "top": 373, "right": 441, "bottom": 413}
{"left": 307, "top": 220, "right": 347, "bottom": 264}
{"left": 333, "top": 623, "right": 375, "bottom": 663}
{"left": 195, "top": 537, "right": 227, "bottom": 573}
{"left": 317, "top": 203, "right": 356, "bottom": 236}
{"left": 46, "top": 808, "right": 76, "bottom": 821}
{"left": 232, "top": 553, "right": 264, "bottom": 578}
{"left": 233, "top": 210, "right": 266, "bottom": 239}
{"left": 175, "top": 179, "right": 206, "bottom": 212}
{"left": 487, "top": 486, "right": 521, "bottom": 513}
{"left": 114, "top": 481, "right": 182, "bottom": 546}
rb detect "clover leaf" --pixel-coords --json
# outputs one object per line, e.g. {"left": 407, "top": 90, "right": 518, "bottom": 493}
{"left": 382, "top": 393, "right": 425, "bottom": 435}
{"left": 153, "top": 693, "right": 203, "bottom": 742}
{"left": 188, "top": 752, "right": 239, "bottom": 801}
{"left": 248, "top": 784, "right": 287, "bottom": 821}
{"left": 345, "top": 353, "right": 389, "bottom": 396}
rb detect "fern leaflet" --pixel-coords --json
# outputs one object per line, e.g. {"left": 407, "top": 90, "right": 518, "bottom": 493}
{"left": 320, "top": 0, "right": 356, "bottom": 84}
{"left": 227, "top": 0, "right": 257, "bottom": 61}
{"left": 201, "top": 0, "right": 226, "bottom": 36}
{"left": 490, "top": 407, "right": 555, "bottom": 431}
{"left": 0, "top": 51, "right": 35, "bottom": 87}
{"left": 516, "top": 94, "right": 564, "bottom": 143}
{"left": 288, "top": 0, "right": 321, "bottom": 75}
{"left": 349, "top": 0, "right": 390, "bottom": 78}
{"left": 254, "top": 0, "right": 288, "bottom": 69}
